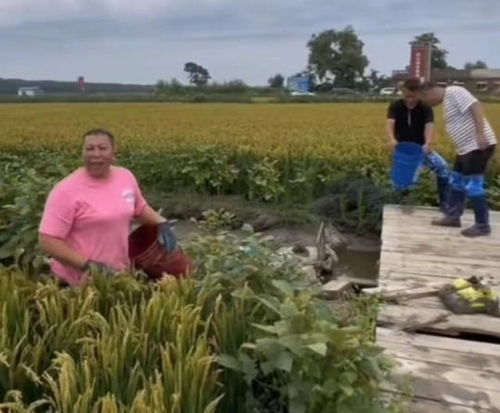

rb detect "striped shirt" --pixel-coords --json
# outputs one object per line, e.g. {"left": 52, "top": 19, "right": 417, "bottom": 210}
{"left": 444, "top": 86, "right": 496, "bottom": 155}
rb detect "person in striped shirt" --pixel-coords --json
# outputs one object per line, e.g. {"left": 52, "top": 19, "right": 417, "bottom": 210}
{"left": 421, "top": 84, "right": 497, "bottom": 237}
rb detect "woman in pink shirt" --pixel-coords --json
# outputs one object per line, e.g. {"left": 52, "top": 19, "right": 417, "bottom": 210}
{"left": 39, "top": 129, "right": 178, "bottom": 286}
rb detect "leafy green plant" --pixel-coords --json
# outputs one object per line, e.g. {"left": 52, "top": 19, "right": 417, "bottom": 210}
{"left": 0, "top": 168, "right": 61, "bottom": 271}
{"left": 0, "top": 232, "right": 402, "bottom": 413}
{"left": 200, "top": 208, "right": 238, "bottom": 231}
{"left": 313, "top": 175, "right": 388, "bottom": 234}
{"left": 248, "top": 158, "right": 285, "bottom": 202}
{"left": 179, "top": 146, "right": 240, "bottom": 194}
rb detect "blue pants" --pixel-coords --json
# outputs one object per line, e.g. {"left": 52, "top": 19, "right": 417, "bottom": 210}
{"left": 450, "top": 172, "right": 485, "bottom": 197}
{"left": 448, "top": 171, "right": 490, "bottom": 229}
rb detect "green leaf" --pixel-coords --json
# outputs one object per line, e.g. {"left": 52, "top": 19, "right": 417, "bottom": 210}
{"left": 307, "top": 343, "right": 328, "bottom": 356}
{"left": 239, "top": 353, "right": 258, "bottom": 382}
{"left": 280, "top": 335, "right": 304, "bottom": 356}
{"left": 274, "top": 350, "right": 294, "bottom": 372}
{"left": 340, "top": 384, "right": 355, "bottom": 397}
{"left": 254, "top": 296, "right": 281, "bottom": 315}
{"left": 340, "top": 371, "right": 358, "bottom": 384}
{"left": 272, "top": 279, "right": 295, "bottom": 296}
{"left": 217, "top": 354, "right": 241, "bottom": 372}
{"left": 289, "top": 397, "right": 307, "bottom": 413}
{"left": 252, "top": 323, "right": 279, "bottom": 335}
{"left": 360, "top": 356, "right": 384, "bottom": 379}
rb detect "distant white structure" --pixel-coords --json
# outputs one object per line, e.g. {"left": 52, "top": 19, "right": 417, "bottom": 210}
{"left": 17, "top": 87, "right": 44, "bottom": 97}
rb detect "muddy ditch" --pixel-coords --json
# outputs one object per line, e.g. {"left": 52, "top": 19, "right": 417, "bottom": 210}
{"left": 153, "top": 192, "right": 381, "bottom": 282}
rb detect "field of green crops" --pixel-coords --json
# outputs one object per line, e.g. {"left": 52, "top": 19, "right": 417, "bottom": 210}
{"left": 1, "top": 102, "right": 499, "bottom": 411}
{"left": 1, "top": 102, "right": 498, "bottom": 204}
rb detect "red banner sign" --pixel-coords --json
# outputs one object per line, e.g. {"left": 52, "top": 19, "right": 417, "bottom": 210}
{"left": 410, "top": 43, "right": 431, "bottom": 82}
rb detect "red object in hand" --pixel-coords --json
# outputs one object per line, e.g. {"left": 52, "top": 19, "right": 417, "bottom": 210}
{"left": 128, "top": 224, "right": 192, "bottom": 280}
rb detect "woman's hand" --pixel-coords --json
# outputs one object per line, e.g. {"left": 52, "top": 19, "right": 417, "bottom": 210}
{"left": 82, "top": 260, "right": 115, "bottom": 274}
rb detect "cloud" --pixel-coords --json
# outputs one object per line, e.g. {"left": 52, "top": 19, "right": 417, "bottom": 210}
{"left": 0, "top": 0, "right": 498, "bottom": 84}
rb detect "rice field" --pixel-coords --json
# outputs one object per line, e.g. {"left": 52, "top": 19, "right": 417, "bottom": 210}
{"left": 3, "top": 102, "right": 499, "bottom": 158}
{"left": 1, "top": 101, "right": 498, "bottom": 412}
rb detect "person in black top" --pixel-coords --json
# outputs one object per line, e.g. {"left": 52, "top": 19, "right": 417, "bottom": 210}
{"left": 386, "top": 78, "right": 450, "bottom": 211}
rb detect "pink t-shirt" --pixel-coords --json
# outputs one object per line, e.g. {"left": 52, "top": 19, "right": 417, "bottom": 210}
{"left": 39, "top": 166, "right": 147, "bottom": 285}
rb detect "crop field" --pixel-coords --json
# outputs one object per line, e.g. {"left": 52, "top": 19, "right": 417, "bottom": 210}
{"left": 2, "top": 102, "right": 499, "bottom": 236}
{"left": 2, "top": 102, "right": 499, "bottom": 412}
{"left": 1, "top": 102, "right": 498, "bottom": 202}
{"left": 2, "top": 102, "right": 499, "bottom": 155}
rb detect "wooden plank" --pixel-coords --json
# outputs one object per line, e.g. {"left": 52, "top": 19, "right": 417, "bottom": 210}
{"left": 378, "top": 206, "right": 500, "bottom": 410}
{"left": 382, "top": 239, "right": 500, "bottom": 260}
{"left": 405, "top": 296, "right": 449, "bottom": 310}
{"left": 382, "top": 206, "right": 500, "bottom": 240}
{"left": 408, "top": 398, "right": 496, "bottom": 413}
{"left": 382, "top": 228, "right": 500, "bottom": 244}
{"left": 379, "top": 305, "right": 451, "bottom": 331}
{"left": 382, "top": 205, "right": 500, "bottom": 224}
{"left": 389, "top": 358, "right": 500, "bottom": 410}
{"left": 383, "top": 381, "right": 500, "bottom": 412}
{"left": 380, "top": 271, "right": 500, "bottom": 290}
{"left": 377, "top": 328, "right": 500, "bottom": 358}
{"left": 380, "top": 273, "right": 450, "bottom": 287}
{"left": 380, "top": 262, "right": 500, "bottom": 281}
{"left": 429, "top": 315, "right": 500, "bottom": 339}
{"left": 407, "top": 291, "right": 500, "bottom": 311}
{"left": 379, "top": 305, "right": 500, "bottom": 339}
{"left": 379, "top": 339, "right": 500, "bottom": 374}
{"left": 364, "top": 281, "right": 409, "bottom": 296}
{"left": 380, "top": 251, "right": 500, "bottom": 271}
{"left": 322, "top": 279, "right": 352, "bottom": 299}
{"left": 383, "top": 204, "right": 500, "bottom": 223}
{"left": 381, "top": 391, "right": 495, "bottom": 413}
{"left": 377, "top": 285, "right": 443, "bottom": 302}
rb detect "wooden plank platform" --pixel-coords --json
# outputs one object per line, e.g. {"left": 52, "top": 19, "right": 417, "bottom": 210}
{"left": 379, "top": 328, "right": 500, "bottom": 412}
{"left": 377, "top": 205, "right": 500, "bottom": 412}
{"left": 379, "top": 205, "right": 500, "bottom": 338}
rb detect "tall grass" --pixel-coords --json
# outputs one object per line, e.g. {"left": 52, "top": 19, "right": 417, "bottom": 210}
{"left": 0, "top": 232, "right": 400, "bottom": 412}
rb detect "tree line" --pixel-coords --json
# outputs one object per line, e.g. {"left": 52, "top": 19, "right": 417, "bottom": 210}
{"left": 157, "top": 29, "right": 489, "bottom": 94}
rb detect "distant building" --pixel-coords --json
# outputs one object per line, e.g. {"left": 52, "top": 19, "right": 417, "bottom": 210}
{"left": 393, "top": 68, "right": 500, "bottom": 95}
{"left": 432, "top": 68, "right": 500, "bottom": 94}
{"left": 286, "top": 74, "right": 311, "bottom": 92}
{"left": 78, "top": 76, "right": 86, "bottom": 92}
{"left": 17, "top": 87, "right": 44, "bottom": 97}
{"left": 391, "top": 42, "right": 500, "bottom": 95}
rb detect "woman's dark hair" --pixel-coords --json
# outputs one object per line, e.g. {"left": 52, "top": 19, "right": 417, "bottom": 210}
{"left": 402, "top": 78, "right": 422, "bottom": 92}
{"left": 83, "top": 128, "right": 115, "bottom": 147}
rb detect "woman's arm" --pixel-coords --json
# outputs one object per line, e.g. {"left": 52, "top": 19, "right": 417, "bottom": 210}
{"left": 136, "top": 205, "right": 167, "bottom": 226}
{"left": 39, "top": 233, "right": 87, "bottom": 270}
{"left": 136, "top": 205, "right": 177, "bottom": 253}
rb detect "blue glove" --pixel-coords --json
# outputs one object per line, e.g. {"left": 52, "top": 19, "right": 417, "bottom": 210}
{"left": 158, "top": 222, "right": 177, "bottom": 253}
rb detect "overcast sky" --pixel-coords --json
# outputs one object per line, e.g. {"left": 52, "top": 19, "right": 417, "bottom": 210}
{"left": 1, "top": 0, "right": 499, "bottom": 85}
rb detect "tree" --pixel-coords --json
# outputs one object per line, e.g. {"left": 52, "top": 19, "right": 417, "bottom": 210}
{"left": 413, "top": 33, "right": 448, "bottom": 70}
{"left": 307, "top": 26, "right": 369, "bottom": 88}
{"left": 154, "top": 78, "right": 188, "bottom": 96}
{"left": 184, "top": 62, "right": 211, "bottom": 87}
{"left": 365, "top": 69, "right": 391, "bottom": 91}
{"left": 464, "top": 60, "right": 488, "bottom": 70}
{"left": 268, "top": 74, "right": 285, "bottom": 89}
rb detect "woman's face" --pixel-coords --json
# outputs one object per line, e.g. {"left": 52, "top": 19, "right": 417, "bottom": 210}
{"left": 82, "top": 133, "right": 116, "bottom": 178}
